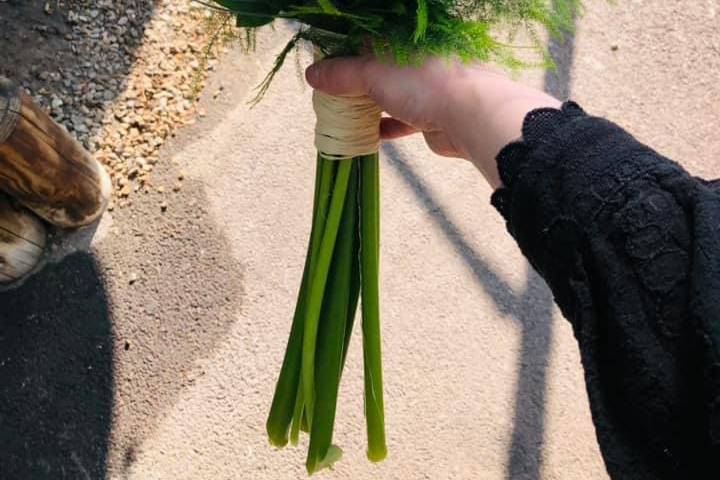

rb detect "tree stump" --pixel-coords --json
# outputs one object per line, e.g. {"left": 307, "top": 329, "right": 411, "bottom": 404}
{"left": 0, "top": 76, "right": 111, "bottom": 228}
{"left": 0, "top": 193, "right": 46, "bottom": 285}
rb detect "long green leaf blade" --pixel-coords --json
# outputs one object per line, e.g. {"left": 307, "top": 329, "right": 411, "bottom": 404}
{"left": 266, "top": 156, "right": 335, "bottom": 446}
{"left": 342, "top": 160, "right": 362, "bottom": 367}
{"left": 301, "top": 159, "right": 353, "bottom": 426}
{"left": 306, "top": 161, "right": 358, "bottom": 474}
{"left": 359, "top": 153, "right": 387, "bottom": 462}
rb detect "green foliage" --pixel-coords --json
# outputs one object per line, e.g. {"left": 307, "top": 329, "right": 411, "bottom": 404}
{"left": 202, "top": 0, "right": 581, "bottom": 103}
{"left": 208, "top": 0, "right": 582, "bottom": 66}
{"left": 413, "top": 0, "right": 429, "bottom": 42}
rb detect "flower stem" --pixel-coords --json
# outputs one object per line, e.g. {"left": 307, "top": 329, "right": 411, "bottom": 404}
{"left": 301, "top": 159, "right": 353, "bottom": 426}
{"left": 306, "top": 160, "right": 359, "bottom": 474}
{"left": 359, "top": 153, "right": 387, "bottom": 462}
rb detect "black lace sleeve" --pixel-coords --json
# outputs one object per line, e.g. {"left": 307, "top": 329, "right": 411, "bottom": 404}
{"left": 491, "top": 102, "right": 720, "bottom": 479}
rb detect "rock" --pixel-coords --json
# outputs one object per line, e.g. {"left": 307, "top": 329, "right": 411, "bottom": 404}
{"left": 50, "top": 95, "right": 63, "bottom": 109}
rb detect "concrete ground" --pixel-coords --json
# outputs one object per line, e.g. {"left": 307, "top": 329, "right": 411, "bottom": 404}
{"left": 1, "top": 1, "right": 718, "bottom": 479}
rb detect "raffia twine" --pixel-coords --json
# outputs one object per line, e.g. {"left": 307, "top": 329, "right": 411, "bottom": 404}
{"left": 311, "top": 48, "right": 382, "bottom": 160}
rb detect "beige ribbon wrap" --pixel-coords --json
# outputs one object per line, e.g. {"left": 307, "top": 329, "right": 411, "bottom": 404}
{"left": 313, "top": 90, "right": 382, "bottom": 160}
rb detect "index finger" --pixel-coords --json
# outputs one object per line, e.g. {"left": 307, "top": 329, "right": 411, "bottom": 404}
{"left": 305, "top": 56, "right": 376, "bottom": 97}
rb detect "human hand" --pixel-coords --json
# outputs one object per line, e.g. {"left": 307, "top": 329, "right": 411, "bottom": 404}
{"left": 305, "top": 56, "right": 561, "bottom": 189}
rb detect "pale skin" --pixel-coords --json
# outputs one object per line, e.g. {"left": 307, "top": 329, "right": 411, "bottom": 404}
{"left": 305, "top": 56, "right": 562, "bottom": 189}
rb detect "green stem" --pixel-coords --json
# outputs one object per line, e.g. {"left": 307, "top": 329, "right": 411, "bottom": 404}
{"left": 301, "top": 159, "right": 353, "bottom": 426}
{"left": 306, "top": 161, "right": 358, "bottom": 474}
{"left": 342, "top": 160, "right": 362, "bottom": 367}
{"left": 289, "top": 383, "right": 304, "bottom": 445}
{"left": 266, "top": 156, "right": 335, "bottom": 446}
{"left": 308, "top": 157, "right": 337, "bottom": 276}
{"left": 359, "top": 153, "right": 387, "bottom": 462}
{"left": 291, "top": 157, "right": 337, "bottom": 440}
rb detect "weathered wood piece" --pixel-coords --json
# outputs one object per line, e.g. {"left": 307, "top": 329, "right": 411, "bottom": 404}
{"left": 0, "top": 193, "right": 46, "bottom": 285}
{"left": 0, "top": 76, "right": 111, "bottom": 228}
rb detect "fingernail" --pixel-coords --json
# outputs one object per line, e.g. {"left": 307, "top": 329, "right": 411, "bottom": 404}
{"left": 306, "top": 64, "right": 320, "bottom": 87}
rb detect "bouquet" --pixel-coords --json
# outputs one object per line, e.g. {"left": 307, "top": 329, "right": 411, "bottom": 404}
{"left": 207, "top": 0, "right": 579, "bottom": 474}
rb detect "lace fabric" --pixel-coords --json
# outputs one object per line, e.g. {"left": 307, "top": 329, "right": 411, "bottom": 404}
{"left": 491, "top": 102, "right": 720, "bottom": 479}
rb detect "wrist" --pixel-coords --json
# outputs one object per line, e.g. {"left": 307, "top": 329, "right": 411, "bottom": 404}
{"left": 450, "top": 75, "right": 561, "bottom": 189}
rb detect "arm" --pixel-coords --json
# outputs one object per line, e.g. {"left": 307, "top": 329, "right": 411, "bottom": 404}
{"left": 307, "top": 57, "right": 720, "bottom": 478}
{"left": 492, "top": 102, "right": 720, "bottom": 479}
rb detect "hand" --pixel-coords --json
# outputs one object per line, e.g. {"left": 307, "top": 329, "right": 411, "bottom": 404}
{"left": 305, "top": 56, "right": 561, "bottom": 189}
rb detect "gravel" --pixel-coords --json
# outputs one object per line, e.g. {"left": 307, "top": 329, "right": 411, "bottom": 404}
{"left": 1, "top": 0, "right": 233, "bottom": 208}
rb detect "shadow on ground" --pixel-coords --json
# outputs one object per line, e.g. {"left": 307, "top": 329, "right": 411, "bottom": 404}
{"left": 0, "top": 252, "right": 113, "bottom": 479}
{"left": 544, "top": 1, "right": 577, "bottom": 102}
{"left": 381, "top": 5, "right": 577, "bottom": 478}
{"left": 1, "top": 3, "right": 246, "bottom": 475}
{"left": 0, "top": 1, "right": 154, "bottom": 477}
{"left": 99, "top": 167, "right": 244, "bottom": 476}
{"left": 383, "top": 144, "right": 556, "bottom": 479}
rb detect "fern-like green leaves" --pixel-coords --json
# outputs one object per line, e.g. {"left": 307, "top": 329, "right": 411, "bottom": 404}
{"left": 414, "top": 0, "right": 429, "bottom": 42}
{"left": 207, "top": 0, "right": 581, "bottom": 101}
{"left": 210, "top": 0, "right": 581, "bottom": 67}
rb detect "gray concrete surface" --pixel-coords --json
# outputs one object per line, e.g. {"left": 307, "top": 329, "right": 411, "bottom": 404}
{"left": 1, "top": 1, "right": 719, "bottom": 479}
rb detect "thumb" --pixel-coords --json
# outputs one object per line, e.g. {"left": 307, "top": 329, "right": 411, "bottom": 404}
{"left": 305, "top": 56, "right": 373, "bottom": 97}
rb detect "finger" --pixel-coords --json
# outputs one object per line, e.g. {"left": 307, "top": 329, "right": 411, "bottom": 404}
{"left": 423, "top": 131, "right": 462, "bottom": 158}
{"left": 306, "top": 56, "right": 435, "bottom": 131}
{"left": 380, "top": 117, "right": 418, "bottom": 140}
{"left": 305, "top": 56, "right": 374, "bottom": 97}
